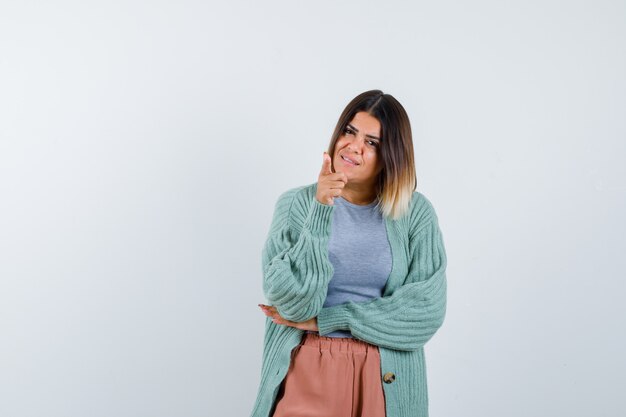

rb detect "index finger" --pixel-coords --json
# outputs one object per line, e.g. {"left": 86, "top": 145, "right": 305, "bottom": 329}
{"left": 321, "top": 152, "right": 334, "bottom": 175}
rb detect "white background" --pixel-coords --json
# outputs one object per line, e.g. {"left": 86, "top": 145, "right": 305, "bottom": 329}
{"left": 1, "top": 1, "right": 625, "bottom": 416}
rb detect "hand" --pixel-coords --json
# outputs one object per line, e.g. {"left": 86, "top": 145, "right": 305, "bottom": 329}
{"left": 258, "top": 304, "right": 319, "bottom": 332}
{"left": 316, "top": 151, "right": 347, "bottom": 206}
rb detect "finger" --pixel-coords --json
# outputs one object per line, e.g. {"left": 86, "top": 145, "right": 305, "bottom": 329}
{"left": 264, "top": 310, "right": 278, "bottom": 320}
{"left": 259, "top": 305, "right": 277, "bottom": 317}
{"left": 265, "top": 306, "right": 280, "bottom": 317}
{"left": 329, "top": 169, "right": 347, "bottom": 184}
{"left": 321, "top": 152, "right": 333, "bottom": 175}
{"left": 263, "top": 306, "right": 278, "bottom": 314}
{"left": 330, "top": 188, "right": 343, "bottom": 198}
{"left": 326, "top": 180, "right": 347, "bottom": 189}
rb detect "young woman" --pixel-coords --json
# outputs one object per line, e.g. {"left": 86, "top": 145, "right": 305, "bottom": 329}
{"left": 251, "top": 90, "right": 448, "bottom": 417}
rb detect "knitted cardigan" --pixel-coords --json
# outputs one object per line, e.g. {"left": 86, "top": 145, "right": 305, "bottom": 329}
{"left": 250, "top": 182, "right": 447, "bottom": 417}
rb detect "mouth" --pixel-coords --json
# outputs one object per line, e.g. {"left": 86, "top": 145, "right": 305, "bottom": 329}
{"left": 340, "top": 154, "right": 360, "bottom": 166}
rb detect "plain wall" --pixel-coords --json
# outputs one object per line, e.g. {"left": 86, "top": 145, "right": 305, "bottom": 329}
{"left": 1, "top": 1, "right": 624, "bottom": 416}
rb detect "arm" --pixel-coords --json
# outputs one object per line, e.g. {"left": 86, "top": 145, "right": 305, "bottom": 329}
{"left": 262, "top": 189, "right": 336, "bottom": 323}
{"left": 316, "top": 213, "right": 447, "bottom": 351}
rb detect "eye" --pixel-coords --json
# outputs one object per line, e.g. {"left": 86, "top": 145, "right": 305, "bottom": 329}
{"left": 343, "top": 127, "right": 354, "bottom": 135}
{"left": 367, "top": 140, "right": 379, "bottom": 147}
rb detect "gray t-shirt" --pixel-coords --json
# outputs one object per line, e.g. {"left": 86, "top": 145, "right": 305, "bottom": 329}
{"left": 306, "top": 195, "right": 393, "bottom": 338}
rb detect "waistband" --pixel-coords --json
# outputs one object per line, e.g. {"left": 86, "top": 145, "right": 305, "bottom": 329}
{"left": 300, "top": 332, "right": 379, "bottom": 354}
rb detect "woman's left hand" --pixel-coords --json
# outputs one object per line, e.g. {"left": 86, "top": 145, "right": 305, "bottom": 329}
{"left": 258, "top": 304, "right": 319, "bottom": 332}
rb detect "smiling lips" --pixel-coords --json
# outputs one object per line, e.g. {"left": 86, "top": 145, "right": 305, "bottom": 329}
{"left": 340, "top": 154, "right": 360, "bottom": 166}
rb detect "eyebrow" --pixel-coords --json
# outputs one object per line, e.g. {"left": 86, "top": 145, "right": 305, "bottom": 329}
{"left": 346, "top": 123, "right": 381, "bottom": 141}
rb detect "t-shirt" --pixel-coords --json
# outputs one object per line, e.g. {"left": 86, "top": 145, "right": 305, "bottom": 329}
{"left": 306, "top": 195, "right": 392, "bottom": 338}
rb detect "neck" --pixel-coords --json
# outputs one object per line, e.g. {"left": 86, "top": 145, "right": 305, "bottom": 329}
{"left": 340, "top": 183, "right": 378, "bottom": 206}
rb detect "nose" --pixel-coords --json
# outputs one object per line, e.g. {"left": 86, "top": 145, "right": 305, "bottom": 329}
{"left": 346, "top": 134, "right": 366, "bottom": 153}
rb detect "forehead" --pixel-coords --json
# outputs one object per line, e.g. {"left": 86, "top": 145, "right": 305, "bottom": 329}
{"left": 349, "top": 111, "right": 381, "bottom": 135}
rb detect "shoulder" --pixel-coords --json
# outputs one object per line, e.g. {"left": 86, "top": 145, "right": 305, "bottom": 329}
{"left": 272, "top": 182, "right": 317, "bottom": 218}
{"left": 275, "top": 182, "right": 316, "bottom": 206}
{"left": 407, "top": 190, "right": 440, "bottom": 234}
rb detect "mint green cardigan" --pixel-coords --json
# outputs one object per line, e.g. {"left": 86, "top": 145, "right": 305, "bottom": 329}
{"left": 250, "top": 182, "right": 447, "bottom": 417}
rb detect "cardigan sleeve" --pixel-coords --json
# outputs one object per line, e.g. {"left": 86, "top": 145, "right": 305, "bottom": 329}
{"left": 316, "top": 213, "right": 447, "bottom": 351}
{"left": 261, "top": 189, "right": 336, "bottom": 323}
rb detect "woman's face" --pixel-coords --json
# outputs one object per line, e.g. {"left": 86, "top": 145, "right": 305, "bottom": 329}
{"left": 332, "top": 111, "right": 383, "bottom": 186}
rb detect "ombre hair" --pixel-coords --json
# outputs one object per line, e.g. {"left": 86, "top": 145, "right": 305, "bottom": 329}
{"left": 327, "top": 90, "right": 417, "bottom": 221}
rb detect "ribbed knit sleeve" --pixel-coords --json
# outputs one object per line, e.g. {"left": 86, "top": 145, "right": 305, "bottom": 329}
{"left": 316, "top": 213, "right": 447, "bottom": 351}
{"left": 262, "top": 188, "right": 336, "bottom": 323}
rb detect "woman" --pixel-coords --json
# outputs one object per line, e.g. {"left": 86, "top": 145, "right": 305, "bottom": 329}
{"left": 250, "top": 90, "right": 447, "bottom": 417}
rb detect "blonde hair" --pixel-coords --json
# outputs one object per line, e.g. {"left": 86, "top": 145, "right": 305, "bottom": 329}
{"left": 327, "top": 90, "right": 417, "bottom": 220}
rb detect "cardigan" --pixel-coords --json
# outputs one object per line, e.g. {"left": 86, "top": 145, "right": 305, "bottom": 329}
{"left": 249, "top": 182, "right": 447, "bottom": 417}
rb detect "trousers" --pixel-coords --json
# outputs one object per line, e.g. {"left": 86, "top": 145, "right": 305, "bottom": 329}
{"left": 271, "top": 332, "right": 387, "bottom": 417}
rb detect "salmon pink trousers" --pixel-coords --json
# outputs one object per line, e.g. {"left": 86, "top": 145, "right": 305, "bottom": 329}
{"left": 270, "top": 332, "right": 387, "bottom": 417}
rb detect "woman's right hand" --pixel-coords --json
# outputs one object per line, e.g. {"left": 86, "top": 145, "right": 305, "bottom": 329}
{"left": 316, "top": 151, "right": 348, "bottom": 206}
